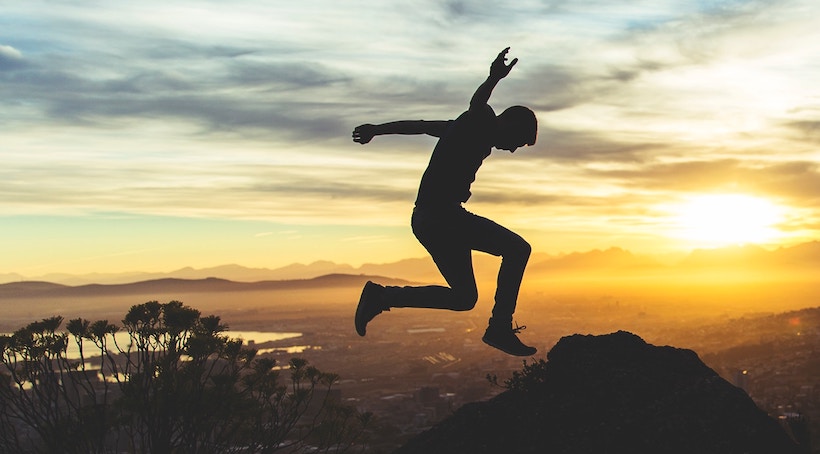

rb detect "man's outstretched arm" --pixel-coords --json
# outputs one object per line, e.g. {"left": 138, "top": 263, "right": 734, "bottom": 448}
{"left": 469, "top": 47, "right": 518, "bottom": 111}
{"left": 352, "top": 120, "right": 449, "bottom": 144}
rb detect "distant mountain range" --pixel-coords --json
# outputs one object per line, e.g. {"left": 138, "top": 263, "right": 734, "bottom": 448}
{"left": 0, "top": 274, "right": 414, "bottom": 300}
{"left": 0, "top": 259, "right": 439, "bottom": 286}
{"left": 2, "top": 241, "right": 819, "bottom": 286}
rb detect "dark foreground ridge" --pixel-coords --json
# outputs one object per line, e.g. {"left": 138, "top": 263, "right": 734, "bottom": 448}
{"left": 395, "top": 331, "right": 801, "bottom": 454}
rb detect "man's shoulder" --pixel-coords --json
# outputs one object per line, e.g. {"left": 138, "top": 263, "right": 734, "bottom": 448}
{"left": 465, "top": 103, "right": 496, "bottom": 118}
{"left": 455, "top": 105, "right": 497, "bottom": 128}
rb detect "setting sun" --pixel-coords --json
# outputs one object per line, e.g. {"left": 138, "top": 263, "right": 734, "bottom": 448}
{"left": 668, "top": 194, "right": 785, "bottom": 247}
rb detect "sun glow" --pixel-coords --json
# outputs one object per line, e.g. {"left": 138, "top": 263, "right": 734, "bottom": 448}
{"left": 668, "top": 194, "right": 785, "bottom": 248}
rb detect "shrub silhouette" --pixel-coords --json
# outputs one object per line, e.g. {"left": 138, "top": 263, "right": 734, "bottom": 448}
{"left": 0, "top": 301, "right": 369, "bottom": 453}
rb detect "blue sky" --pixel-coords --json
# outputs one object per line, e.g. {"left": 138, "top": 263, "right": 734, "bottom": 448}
{"left": 3, "top": 0, "right": 820, "bottom": 276}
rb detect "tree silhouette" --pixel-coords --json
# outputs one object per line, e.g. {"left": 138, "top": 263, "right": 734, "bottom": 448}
{"left": 0, "top": 301, "right": 370, "bottom": 453}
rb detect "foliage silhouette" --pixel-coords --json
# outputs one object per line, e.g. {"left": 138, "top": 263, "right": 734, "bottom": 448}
{"left": 486, "top": 357, "right": 549, "bottom": 392}
{"left": 0, "top": 301, "right": 369, "bottom": 453}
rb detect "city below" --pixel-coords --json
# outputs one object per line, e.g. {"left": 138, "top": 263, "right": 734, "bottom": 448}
{"left": 1, "top": 270, "right": 818, "bottom": 451}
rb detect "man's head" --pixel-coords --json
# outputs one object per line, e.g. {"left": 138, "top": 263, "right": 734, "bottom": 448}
{"left": 495, "top": 105, "right": 537, "bottom": 152}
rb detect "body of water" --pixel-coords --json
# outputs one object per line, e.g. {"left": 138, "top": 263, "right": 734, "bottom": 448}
{"left": 2, "top": 331, "right": 303, "bottom": 360}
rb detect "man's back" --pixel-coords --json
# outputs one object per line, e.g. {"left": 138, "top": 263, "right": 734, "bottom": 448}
{"left": 415, "top": 105, "right": 497, "bottom": 208}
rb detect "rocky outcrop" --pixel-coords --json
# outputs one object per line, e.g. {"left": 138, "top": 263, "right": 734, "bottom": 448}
{"left": 395, "top": 331, "right": 801, "bottom": 454}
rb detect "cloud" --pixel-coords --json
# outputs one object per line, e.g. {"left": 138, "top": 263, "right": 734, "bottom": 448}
{"left": 512, "top": 125, "right": 661, "bottom": 164}
{"left": 782, "top": 119, "right": 820, "bottom": 144}
{"left": 228, "top": 60, "right": 349, "bottom": 89}
{"left": 0, "top": 44, "right": 24, "bottom": 70}
{"left": 0, "top": 3, "right": 363, "bottom": 142}
{"left": 506, "top": 63, "right": 595, "bottom": 113}
{"left": 438, "top": 0, "right": 509, "bottom": 22}
{"left": 247, "top": 169, "right": 418, "bottom": 206}
{"left": 587, "top": 158, "right": 820, "bottom": 206}
{"left": 0, "top": 43, "right": 354, "bottom": 141}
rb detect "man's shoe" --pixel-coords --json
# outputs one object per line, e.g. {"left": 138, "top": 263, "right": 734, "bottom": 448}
{"left": 482, "top": 321, "right": 537, "bottom": 356}
{"left": 355, "top": 281, "right": 387, "bottom": 336}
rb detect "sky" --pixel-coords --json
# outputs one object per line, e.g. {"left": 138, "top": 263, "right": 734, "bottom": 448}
{"left": 3, "top": 0, "right": 820, "bottom": 276}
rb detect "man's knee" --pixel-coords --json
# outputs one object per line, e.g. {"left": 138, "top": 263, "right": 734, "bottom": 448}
{"left": 510, "top": 238, "right": 531, "bottom": 262}
{"left": 521, "top": 239, "right": 532, "bottom": 258}
{"left": 450, "top": 287, "right": 478, "bottom": 311}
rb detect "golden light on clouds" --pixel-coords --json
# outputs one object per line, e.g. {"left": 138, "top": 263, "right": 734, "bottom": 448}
{"left": 666, "top": 194, "right": 786, "bottom": 248}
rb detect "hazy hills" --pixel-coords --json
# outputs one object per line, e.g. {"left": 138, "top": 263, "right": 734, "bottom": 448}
{"left": 3, "top": 241, "right": 820, "bottom": 286}
{"left": 3, "top": 241, "right": 820, "bottom": 326}
{"left": 0, "top": 273, "right": 416, "bottom": 332}
{"left": 0, "top": 259, "right": 434, "bottom": 286}
{"left": 0, "top": 274, "right": 413, "bottom": 300}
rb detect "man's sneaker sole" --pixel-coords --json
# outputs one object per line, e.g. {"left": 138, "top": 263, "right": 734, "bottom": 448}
{"left": 482, "top": 335, "right": 537, "bottom": 357}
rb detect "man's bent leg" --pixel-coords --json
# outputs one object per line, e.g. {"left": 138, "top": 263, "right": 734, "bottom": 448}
{"left": 493, "top": 237, "right": 530, "bottom": 321}
{"left": 355, "top": 208, "right": 477, "bottom": 336}
{"left": 383, "top": 207, "right": 478, "bottom": 311}
{"left": 384, "top": 242, "right": 478, "bottom": 311}
{"left": 461, "top": 211, "right": 531, "bottom": 322}
{"left": 461, "top": 211, "right": 536, "bottom": 356}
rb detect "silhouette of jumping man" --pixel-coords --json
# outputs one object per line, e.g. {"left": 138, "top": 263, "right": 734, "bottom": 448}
{"left": 353, "top": 47, "right": 538, "bottom": 356}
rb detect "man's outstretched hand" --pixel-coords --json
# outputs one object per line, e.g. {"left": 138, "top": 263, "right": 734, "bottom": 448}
{"left": 490, "top": 47, "right": 518, "bottom": 80}
{"left": 353, "top": 124, "right": 376, "bottom": 144}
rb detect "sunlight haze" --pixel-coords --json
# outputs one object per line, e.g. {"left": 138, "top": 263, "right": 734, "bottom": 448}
{"left": 666, "top": 194, "right": 789, "bottom": 248}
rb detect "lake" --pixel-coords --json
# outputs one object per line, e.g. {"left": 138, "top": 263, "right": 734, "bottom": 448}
{"left": 2, "top": 331, "right": 303, "bottom": 360}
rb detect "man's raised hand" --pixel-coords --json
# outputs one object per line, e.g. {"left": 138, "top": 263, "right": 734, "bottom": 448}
{"left": 489, "top": 47, "right": 518, "bottom": 80}
{"left": 353, "top": 124, "right": 376, "bottom": 144}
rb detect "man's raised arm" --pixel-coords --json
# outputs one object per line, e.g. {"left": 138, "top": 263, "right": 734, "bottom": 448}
{"left": 353, "top": 120, "right": 450, "bottom": 144}
{"left": 469, "top": 47, "right": 518, "bottom": 111}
